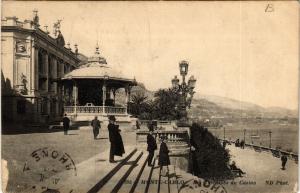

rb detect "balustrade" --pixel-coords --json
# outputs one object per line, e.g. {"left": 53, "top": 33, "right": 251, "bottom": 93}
{"left": 64, "top": 106, "right": 126, "bottom": 114}
{"left": 219, "top": 138, "right": 298, "bottom": 163}
{"left": 136, "top": 130, "right": 189, "bottom": 144}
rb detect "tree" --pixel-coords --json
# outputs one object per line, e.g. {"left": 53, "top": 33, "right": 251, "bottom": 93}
{"left": 152, "top": 88, "right": 180, "bottom": 120}
{"left": 129, "top": 88, "right": 181, "bottom": 120}
{"left": 128, "top": 91, "right": 149, "bottom": 118}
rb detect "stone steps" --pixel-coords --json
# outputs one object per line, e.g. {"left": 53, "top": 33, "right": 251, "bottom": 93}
{"left": 133, "top": 154, "right": 157, "bottom": 193}
{"left": 121, "top": 151, "right": 149, "bottom": 193}
{"left": 99, "top": 150, "right": 143, "bottom": 193}
{"left": 33, "top": 147, "right": 192, "bottom": 193}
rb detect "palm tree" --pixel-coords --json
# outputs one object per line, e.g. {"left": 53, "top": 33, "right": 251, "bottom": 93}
{"left": 129, "top": 91, "right": 148, "bottom": 117}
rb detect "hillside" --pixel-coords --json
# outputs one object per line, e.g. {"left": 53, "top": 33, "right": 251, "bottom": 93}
{"left": 191, "top": 95, "right": 297, "bottom": 119}
{"left": 127, "top": 85, "right": 297, "bottom": 120}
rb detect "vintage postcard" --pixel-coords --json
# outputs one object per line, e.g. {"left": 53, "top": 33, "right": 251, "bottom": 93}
{"left": 1, "top": 1, "right": 299, "bottom": 193}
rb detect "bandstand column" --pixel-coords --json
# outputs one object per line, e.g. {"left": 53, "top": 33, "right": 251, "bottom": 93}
{"left": 102, "top": 83, "right": 106, "bottom": 114}
{"left": 112, "top": 89, "right": 116, "bottom": 106}
{"left": 73, "top": 81, "right": 78, "bottom": 114}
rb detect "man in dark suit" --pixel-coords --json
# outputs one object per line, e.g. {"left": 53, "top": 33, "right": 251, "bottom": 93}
{"left": 108, "top": 115, "right": 125, "bottom": 163}
{"left": 147, "top": 130, "right": 157, "bottom": 166}
{"left": 91, "top": 116, "right": 101, "bottom": 139}
{"left": 62, "top": 114, "right": 70, "bottom": 135}
{"left": 281, "top": 155, "right": 288, "bottom": 170}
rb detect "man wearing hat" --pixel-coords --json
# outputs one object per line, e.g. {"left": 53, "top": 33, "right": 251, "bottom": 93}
{"left": 147, "top": 130, "right": 157, "bottom": 166}
{"left": 91, "top": 116, "right": 101, "bottom": 139}
{"left": 108, "top": 115, "right": 125, "bottom": 162}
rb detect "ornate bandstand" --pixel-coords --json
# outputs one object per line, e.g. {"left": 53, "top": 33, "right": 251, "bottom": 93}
{"left": 62, "top": 45, "right": 137, "bottom": 123}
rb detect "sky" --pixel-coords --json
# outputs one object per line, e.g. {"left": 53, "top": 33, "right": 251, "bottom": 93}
{"left": 3, "top": 1, "right": 299, "bottom": 109}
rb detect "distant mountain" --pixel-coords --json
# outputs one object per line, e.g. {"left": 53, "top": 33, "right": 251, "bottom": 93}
{"left": 191, "top": 94, "right": 297, "bottom": 119}
{"left": 115, "top": 82, "right": 155, "bottom": 105}
{"left": 117, "top": 84, "right": 297, "bottom": 119}
{"left": 130, "top": 83, "right": 155, "bottom": 99}
{"left": 264, "top": 106, "right": 298, "bottom": 118}
{"left": 196, "top": 94, "right": 264, "bottom": 111}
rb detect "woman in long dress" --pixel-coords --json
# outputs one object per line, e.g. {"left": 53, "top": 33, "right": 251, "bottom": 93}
{"left": 158, "top": 136, "right": 170, "bottom": 176}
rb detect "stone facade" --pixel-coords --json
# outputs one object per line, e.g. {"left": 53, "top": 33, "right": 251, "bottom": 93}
{"left": 1, "top": 15, "right": 80, "bottom": 124}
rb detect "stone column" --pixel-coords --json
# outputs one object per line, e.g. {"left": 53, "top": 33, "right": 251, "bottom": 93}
{"left": 53, "top": 56, "right": 58, "bottom": 94}
{"left": 61, "top": 61, "right": 65, "bottom": 77}
{"left": 31, "top": 43, "right": 39, "bottom": 92}
{"left": 44, "top": 51, "right": 49, "bottom": 92}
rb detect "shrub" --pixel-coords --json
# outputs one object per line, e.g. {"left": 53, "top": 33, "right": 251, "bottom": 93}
{"left": 189, "top": 123, "right": 232, "bottom": 180}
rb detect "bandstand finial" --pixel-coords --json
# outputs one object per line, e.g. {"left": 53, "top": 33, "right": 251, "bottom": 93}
{"left": 95, "top": 43, "right": 100, "bottom": 55}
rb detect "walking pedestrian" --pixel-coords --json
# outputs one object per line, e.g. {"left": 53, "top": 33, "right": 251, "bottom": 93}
{"left": 240, "top": 140, "right": 245, "bottom": 149}
{"left": 108, "top": 116, "right": 125, "bottom": 163}
{"left": 281, "top": 155, "right": 288, "bottom": 170}
{"left": 147, "top": 130, "right": 157, "bottom": 166}
{"left": 91, "top": 116, "right": 101, "bottom": 139}
{"left": 62, "top": 114, "right": 70, "bottom": 135}
{"left": 159, "top": 136, "right": 170, "bottom": 176}
{"left": 147, "top": 120, "right": 154, "bottom": 132}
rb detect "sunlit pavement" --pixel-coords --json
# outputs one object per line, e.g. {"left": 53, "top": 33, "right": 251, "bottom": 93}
{"left": 223, "top": 144, "right": 298, "bottom": 193}
{"left": 1, "top": 127, "right": 136, "bottom": 192}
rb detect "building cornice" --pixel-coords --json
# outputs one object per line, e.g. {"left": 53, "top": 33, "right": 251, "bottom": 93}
{"left": 1, "top": 26, "right": 80, "bottom": 64}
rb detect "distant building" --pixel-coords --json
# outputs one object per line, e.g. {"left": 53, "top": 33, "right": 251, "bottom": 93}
{"left": 1, "top": 11, "right": 80, "bottom": 124}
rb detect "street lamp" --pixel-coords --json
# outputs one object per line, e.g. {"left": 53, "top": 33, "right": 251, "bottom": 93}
{"left": 268, "top": 131, "right": 272, "bottom": 148}
{"left": 172, "top": 60, "right": 196, "bottom": 126}
{"left": 172, "top": 75, "right": 180, "bottom": 88}
{"left": 179, "top": 60, "right": 189, "bottom": 77}
{"left": 243, "top": 129, "right": 246, "bottom": 143}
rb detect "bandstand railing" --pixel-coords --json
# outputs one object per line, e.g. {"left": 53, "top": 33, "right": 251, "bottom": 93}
{"left": 64, "top": 106, "right": 127, "bottom": 114}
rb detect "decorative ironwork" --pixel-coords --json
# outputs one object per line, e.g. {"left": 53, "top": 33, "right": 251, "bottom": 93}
{"left": 64, "top": 106, "right": 126, "bottom": 115}
{"left": 171, "top": 60, "right": 196, "bottom": 126}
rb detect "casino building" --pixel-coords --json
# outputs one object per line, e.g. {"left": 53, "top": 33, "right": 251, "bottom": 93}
{"left": 2, "top": 11, "right": 137, "bottom": 126}
{"left": 1, "top": 11, "right": 80, "bottom": 124}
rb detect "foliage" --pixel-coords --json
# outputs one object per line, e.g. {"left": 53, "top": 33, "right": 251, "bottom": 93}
{"left": 152, "top": 88, "right": 180, "bottom": 120}
{"left": 190, "top": 123, "right": 231, "bottom": 179}
{"left": 129, "top": 88, "right": 181, "bottom": 120}
{"left": 128, "top": 91, "right": 152, "bottom": 119}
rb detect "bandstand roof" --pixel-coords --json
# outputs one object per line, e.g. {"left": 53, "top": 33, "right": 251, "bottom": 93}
{"left": 63, "top": 45, "right": 136, "bottom": 85}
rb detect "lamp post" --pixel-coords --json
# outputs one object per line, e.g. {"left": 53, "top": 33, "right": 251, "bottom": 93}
{"left": 223, "top": 127, "right": 226, "bottom": 141}
{"left": 268, "top": 131, "right": 272, "bottom": 148}
{"left": 243, "top": 129, "right": 246, "bottom": 143}
{"left": 172, "top": 60, "right": 196, "bottom": 126}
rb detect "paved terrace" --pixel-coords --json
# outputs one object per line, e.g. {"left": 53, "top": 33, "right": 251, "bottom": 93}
{"left": 2, "top": 127, "right": 298, "bottom": 193}
{"left": 223, "top": 144, "right": 298, "bottom": 193}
